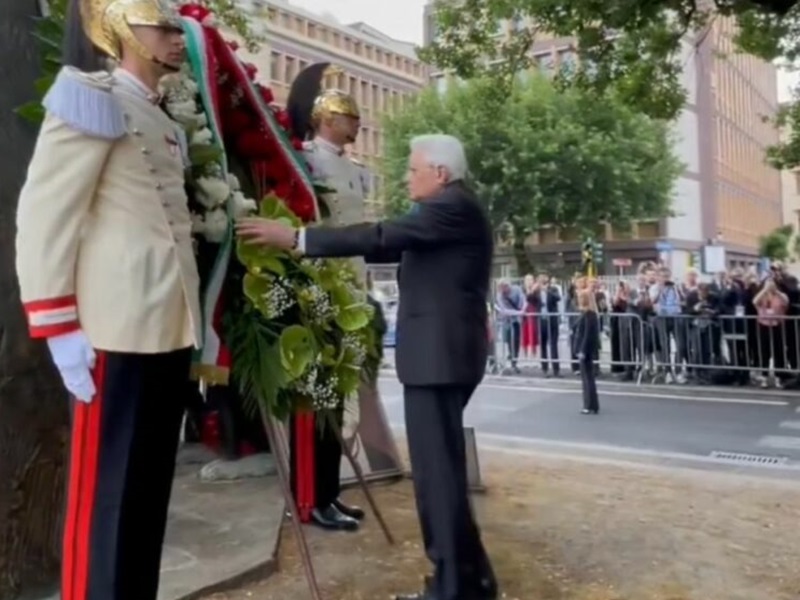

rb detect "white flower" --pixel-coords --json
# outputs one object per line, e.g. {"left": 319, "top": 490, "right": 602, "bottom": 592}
{"left": 230, "top": 191, "right": 257, "bottom": 217}
{"left": 227, "top": 173, "right": 241, "bottom": 191}
{"left": 203, "top": 208, "right": 230, "bottom": 243}
{"left": 195, "top": 176, "right": 230, "bottom": 209}
{"left": 292, "top": 365, "right": 339, "bottom": 410}
{"left": 260, "top": 276, "right": 296, "bottom": 319}
{"left": 191, "top": 127, "right": 213, "bottom": 146}
{"left": 168, "top": 100, "right": 201, "bottom": 125}
{"left": 301, "top": 284, "right": 338, "bottom": 324}
{"left": 190, "top": 210, "right": 227, "bottom": 243}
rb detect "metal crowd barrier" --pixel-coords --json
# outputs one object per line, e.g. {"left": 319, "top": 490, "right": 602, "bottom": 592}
{"left": 489, "top": 311, "right": 800, "bottom": 386}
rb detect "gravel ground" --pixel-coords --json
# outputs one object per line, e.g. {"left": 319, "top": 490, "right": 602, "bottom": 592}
{"left": 202, "top": 450, "right": 800, "bottom": 600}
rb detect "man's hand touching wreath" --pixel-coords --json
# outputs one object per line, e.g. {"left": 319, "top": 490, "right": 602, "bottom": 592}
{"left": 235, "top": 217, "right": 298, "bottom": 250}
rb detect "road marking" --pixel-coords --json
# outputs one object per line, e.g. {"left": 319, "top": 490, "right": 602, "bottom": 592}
{"left": 389, "top": 425, "right": 800, "bottom": 472}
{"left": 380, "top": 378, "right": 786, "bottom": 406}
{"left": 780, "top": 420, "right": 800, "bottom": 431}
{"left": 758, "top": 435, "right": 800, "bottom": 451}
{"left": 475, "top": 383, "right": 788, "bottom": 406}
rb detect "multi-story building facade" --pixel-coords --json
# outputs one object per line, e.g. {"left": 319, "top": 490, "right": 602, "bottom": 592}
{"left": 779, "top": 111, "right": 800, "bottom": 230}
{"left": 238, "top": 0, "right": 428, "bottom": 218}
{"left": 424, "top": 4, "right": 782, "bottom": 274}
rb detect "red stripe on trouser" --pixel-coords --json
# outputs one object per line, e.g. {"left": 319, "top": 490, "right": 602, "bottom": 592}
{"left": 295, "top": 411, "right": 316, "bottom": 522}
{"left": 62, "top": 351, "right": 106, "bottom": 600}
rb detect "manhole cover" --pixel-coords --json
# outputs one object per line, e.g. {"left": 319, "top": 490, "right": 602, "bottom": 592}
{"left": 709, "top": 451, "right": 788, "bottom": 466}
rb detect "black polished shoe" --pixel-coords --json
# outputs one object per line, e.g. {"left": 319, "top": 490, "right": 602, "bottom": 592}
{"left": 333, "top": 498, "right": 365, "bottom": 520}
{"left": 419, "top": 574, "right": 497, "bottom": 600}
{"left": 310, "top": 505, "right": 359, "bottom": 531}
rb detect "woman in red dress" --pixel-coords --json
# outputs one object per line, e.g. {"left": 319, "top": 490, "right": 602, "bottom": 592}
{"left": 521, "top": 274, "right": 539, "bottom": 357}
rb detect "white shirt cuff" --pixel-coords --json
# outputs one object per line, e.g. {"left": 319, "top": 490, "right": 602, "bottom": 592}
{"left": 296, "top": 228, "right": 307, "bottom": 254}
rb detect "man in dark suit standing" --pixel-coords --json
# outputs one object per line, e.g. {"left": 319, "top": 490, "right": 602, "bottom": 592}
{"left": 237, "top": 134, "right": 497, "bottom": 600}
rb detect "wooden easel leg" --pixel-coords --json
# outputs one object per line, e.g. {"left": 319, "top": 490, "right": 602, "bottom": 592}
{"left": 259, "top": 409, "right": 323, "bottom": 600}
{"left": 331, "top": 422, "right": 395, "bottom": 545}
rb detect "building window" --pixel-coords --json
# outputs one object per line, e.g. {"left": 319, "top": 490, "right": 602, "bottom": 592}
{"left": 307, "top": 22, "right": 317, "bottom": 39}
{"left": 284, "top": 56, "right": 296, "bottom": 82}
{"left": 535, "top": 53, "right": 555, "bottom": 76}
{"left": 349, "top": 76, "right": 357, "bottom": 96}
{"left": 794, "top": 171, "right": 800, "bottom": 194}
{"left": 333, "top": 32, "right": 341, "bottom": 47}
{"left": 280, "top": 12, "right": 290, "bottom": 28}
{"left": 299, "top": 59, "right": 309, "bottom": 72}
{"left": 557, "top": 49, "right": 577, "bottom": 74}
{"left": 354, "top": 40, "right": 362, "bottom": 55}
{"left": 270, "top": 51, "right": 281, "bottom": 82}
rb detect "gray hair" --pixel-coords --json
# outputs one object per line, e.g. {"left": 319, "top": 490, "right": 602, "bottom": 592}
{"left": 409, "top": 134, "right": 468, "bottom": 181}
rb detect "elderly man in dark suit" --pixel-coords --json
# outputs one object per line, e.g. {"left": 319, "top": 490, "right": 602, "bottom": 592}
{"left": 237, "top": 134, "right": 497, "bottom": 600}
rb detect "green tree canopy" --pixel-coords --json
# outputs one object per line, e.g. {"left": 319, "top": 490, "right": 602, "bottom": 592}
{"left": 758, "top": 223, "right": 796, "bottom": 259}
{"left": 421, "top": 0, "right": 800, "bottom": 168}
{"left": 381, "top": 75, "right": 681, "bottom": 267}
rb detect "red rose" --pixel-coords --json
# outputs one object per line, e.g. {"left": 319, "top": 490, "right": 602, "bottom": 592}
{"left": 243, "top": 62, "right": 258, "bottom": 81}
{"left": 273, "top": 109, "right": 291, "bottom": 131}
{"left": 227, "top": 40, "right": 240, "bottom": 51}
{"left": 179, "top": 3, "right": 212, "bottom": 21}
{"left": 258, "top": 85, "right": 274, "bottom": 104}
{"left": 291, "top": 137, "right": 304, "bottom": 151}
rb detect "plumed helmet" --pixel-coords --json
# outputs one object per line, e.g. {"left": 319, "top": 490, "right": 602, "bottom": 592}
{"left": 287, "top": 62, "right": 360, "bottom": 140}
{"left": 74, "top": 0, "right": 182, "bottom": 63}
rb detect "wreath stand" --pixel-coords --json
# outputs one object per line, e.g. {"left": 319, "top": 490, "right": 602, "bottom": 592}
{"left": 259, "top": 405, "right": 395, "bottom": 600}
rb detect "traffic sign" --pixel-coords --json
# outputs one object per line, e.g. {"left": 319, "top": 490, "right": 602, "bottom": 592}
{"left": 612, "top": 258, "right": 632, "bottom": 267}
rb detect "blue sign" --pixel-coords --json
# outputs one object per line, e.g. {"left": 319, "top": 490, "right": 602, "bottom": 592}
{"left": 655, "top": 240, "right": 673, "bottom": 252}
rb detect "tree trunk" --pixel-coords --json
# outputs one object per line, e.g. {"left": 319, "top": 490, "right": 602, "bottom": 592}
{"left": 0, "top": 1, "right": 69, "bottom": 598}
{"left": 511, "top": 227, "right": 534, "bottom": 276}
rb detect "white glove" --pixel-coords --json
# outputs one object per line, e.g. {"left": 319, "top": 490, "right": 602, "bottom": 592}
{"left": 46, "top": 330, "right": 97, "bottom": 403}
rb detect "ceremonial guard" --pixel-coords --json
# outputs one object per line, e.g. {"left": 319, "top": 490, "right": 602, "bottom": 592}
{"left": 15, "top": 1, "right": 201, "bottom": 599}
{"left": 285, "top": 63, "right": 371, "bottom": 531}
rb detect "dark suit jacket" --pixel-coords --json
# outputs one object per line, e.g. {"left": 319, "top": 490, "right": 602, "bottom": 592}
{"left": 304, "top": 182, "right": 494, "bottom": 387}
{"left": 526, "top": 286, "right": 560, "bottom": 314}
{"left": 574, "top": 310, "right": 599, "bottom": 361}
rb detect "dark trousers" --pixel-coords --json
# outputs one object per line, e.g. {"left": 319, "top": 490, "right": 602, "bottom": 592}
{"left": 580, "top": 358, "right": 599, "bottom": 411}
{"left": 404, "top": 385, "right": 496, "bottom": 600}
{"left": 290, "top": 411, "right": 343, "bottom": 510}
{"left": 63, "top": 348, "right": 191, "bottom": 600}
{"left": 502, "top": 321, "right": 521, "bottom": 366}
{"left": 539, "top": 315, "right": 560, "bottom": 373}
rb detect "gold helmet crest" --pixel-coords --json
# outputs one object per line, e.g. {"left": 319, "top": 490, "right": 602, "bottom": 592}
{"left": 287, "top": 63, "right": 360, "bottom": 140}
{"left": 79, "top": 0, "right": 182, "bottom": 62}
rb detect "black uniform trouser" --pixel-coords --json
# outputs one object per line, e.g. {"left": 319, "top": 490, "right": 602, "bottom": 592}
{"left": 580, "top": 357, "right": 599, "bottom": 411}
{"left": 290, "top": 410, "right": 343, "bottom": 509}
{"left": 63, "top": 348, "right": 191, "bottom": 600}
{"left": 404, "top": 384, "right": 496, "bottom": 600}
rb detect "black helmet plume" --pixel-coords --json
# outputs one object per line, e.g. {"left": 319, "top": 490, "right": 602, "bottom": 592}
{"left": 62, "top": 0, "right": 106, "bottom": 71}
{"left": 286, "top": 62, "right": 330, "bottom": 141}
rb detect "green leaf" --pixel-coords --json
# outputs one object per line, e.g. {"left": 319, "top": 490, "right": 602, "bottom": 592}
{"left": 236, "top": 239, "right": 288, "bottom": 274}
{"left": 259, "top": 192, "right": 302, "bottom": 226}
{"left": 279, "top": 324, "right": 315, "bottom": 380}
{"left": 34, "top": 75, "right": 55, "bottom": 96}
{"left": 189, "top": 143, "right": 224, "bottom": 166}
{"left": 330, "top": 285, "right": 371, "bottom": 332}
{"left": 15, "top": 102, "right": 45, "bottom": 124}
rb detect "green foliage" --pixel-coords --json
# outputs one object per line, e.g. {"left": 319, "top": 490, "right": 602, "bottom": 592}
{"left": 232, "top": 193, "right": 376, "bottom": 420}
{"left": 16, "top": 0, "right": 67, "bottom": 124}
{"left": 758, "top": 223, "right": 796, "bottom": 260}
{"left": 381, "top": 74, "right": 681, "bottom": 241}
{"left": 18, "top": 0, "right": 261, "bottom": 125}
{"left": 421, "top": 0, "right": 800, "bottom": 167}
{"left": 203, "top": 0, "right": 264, "bottom": 51}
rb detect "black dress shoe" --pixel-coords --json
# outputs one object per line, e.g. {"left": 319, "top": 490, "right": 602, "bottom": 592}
{"left": 310, "top": 505, "right": 359, "bottom": 531}
{"left": 581, "top": 408, "right": 599, "bottom": 415}
{"left": 333, "top": 498, "right": 365, "bottom": 520}
{"left": 420, "top": 574, "right": 497, "bottom": 600}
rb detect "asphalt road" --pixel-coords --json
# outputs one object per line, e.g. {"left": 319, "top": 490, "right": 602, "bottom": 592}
{"left": 377, "top": 373, "right": 800, "bottom": 476}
